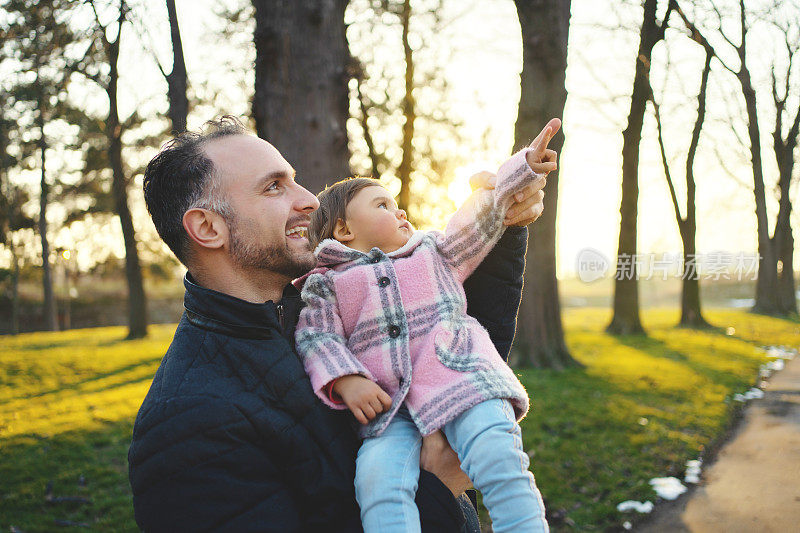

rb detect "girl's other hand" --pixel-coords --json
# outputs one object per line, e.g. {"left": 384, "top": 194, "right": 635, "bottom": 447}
{"left": 332, "top": 374, "right": 392, "bottom": 425}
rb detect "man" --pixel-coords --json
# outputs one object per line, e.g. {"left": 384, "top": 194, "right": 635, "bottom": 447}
{"left": 129, "top": 116, "right": 548, "bottom": 532}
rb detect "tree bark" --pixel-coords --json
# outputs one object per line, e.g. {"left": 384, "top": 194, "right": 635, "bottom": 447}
{"left": 10, "top": 238, "right": 21, "bottom": 335}
{"left": 165, "top": 0, "right": 189, "bottom": 134}
{"left": 107, "top": 6, "right": 148, "bottom": 338}
{"left": 511, "top": 0, "right": 579, "bottom": 369}
{"left": 607, "top": 0, "right": 674, "bottom": 335}
{"left": 771, "top": 65, "right": 799, "bottom": 314}
{"left": 678, "top": 52, "right": 712, "bottom": 328}
{"left": 252, "top": 0, "right": 351, "bottom": 195}
{"left": 37, "top": 116, "right": 58, "bottom": 331}
{"left": 773, "top": 136, "right": 797, "bottom": 314}
{"left": 397, "top": 0, "right": 415, "bottom": 213}
{"left": 740, "top": 65, "right": 780, "bottom": 314}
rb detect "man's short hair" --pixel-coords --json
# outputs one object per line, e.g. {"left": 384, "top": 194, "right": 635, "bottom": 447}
{"left": 143, "top": 116, "right": 247, "bottom": 265}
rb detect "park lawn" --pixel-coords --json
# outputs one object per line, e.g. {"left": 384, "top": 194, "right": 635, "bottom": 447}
{"left": 1, "top": 310, "right": 798, "bottom": 531}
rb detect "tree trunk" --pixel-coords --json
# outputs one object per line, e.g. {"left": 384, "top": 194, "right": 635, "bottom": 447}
{"left": 355, "top": 71, "right": 381, "bottom": 178}
{"left": 107, "top": 10, "right": 148, "bottom": 339}
{"left": 10, "top": 238, "right": 20, "bottom": 335}
{"left": 678, "top": 225, "right": 710, "bottom": 327}
{"left": 38, "top": 118, "right": 58, "bottom": 331}
{"left": 511, "top": 0, "right": 579, "bottom": 369}
{"left": 776, "top": 229, "right": 796, "bottom": 314}
{"left": 397, "top": 0, "right": 414, "bottom": 214}
{"left": 165, "top": 0, "right": 189, "bottom": 134}
{"left": 741, "top": 71, "right": 780, "bottom": 315}
{"left": 678, "top": 51, "right": 711, "bottom": 328}
{"left": 252, "top": 0, "right": 351, "bottom": 195}
{"left": 771, "top": 78, "right": 799, "bottom": 315}
{"left": 608, "top": 0, "right": 671, "bottom": 335}
{"left": 773, "top": 144, "right": 797, "bottom": 314}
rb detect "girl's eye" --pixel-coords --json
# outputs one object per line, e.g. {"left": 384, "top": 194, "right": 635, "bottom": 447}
{"left": 378, "top": 202, "right": 388, "bottom": 209}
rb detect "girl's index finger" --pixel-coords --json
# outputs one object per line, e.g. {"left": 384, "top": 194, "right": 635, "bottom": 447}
{"left": 537, "top": 127, "right": 554, "bottom": 153}
{"left": 529, "top": 118, "right": 562, "bottom": 152}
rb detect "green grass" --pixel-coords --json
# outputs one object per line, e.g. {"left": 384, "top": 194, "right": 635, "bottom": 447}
{"left": 1, "top": 310, "right": 798, "bottom": 531}
{"left": 514, "top": 308, "right": 799, "bottom": 530}
{"left": 0, "top": 325, "right": 176, "bottom": 532}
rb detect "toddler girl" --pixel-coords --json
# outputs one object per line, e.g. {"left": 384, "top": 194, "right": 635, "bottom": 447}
{"left": 293, "top": 120, "right": 559, "bottom": 533}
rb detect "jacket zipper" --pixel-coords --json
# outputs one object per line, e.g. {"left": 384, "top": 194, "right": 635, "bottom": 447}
{"left": 276, "top": 302, "right": 285, "bottom": 331}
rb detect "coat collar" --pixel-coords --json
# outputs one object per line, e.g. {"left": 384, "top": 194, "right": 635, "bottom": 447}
{"left": 183, "top": 273, "right": 301, "bottom": 340}
{"left": 292, "top": 231, "right": 426, "bottom": 288}
{"left": 314, "top": 230, "right": 425, "bottom": 267}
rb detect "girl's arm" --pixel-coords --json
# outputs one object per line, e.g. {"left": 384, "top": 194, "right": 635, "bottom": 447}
{"left": 295, "top": 273, "right": 375, "bottom": 408}
{"left": 436, "top": 148, "right": 539, "bottom": 283}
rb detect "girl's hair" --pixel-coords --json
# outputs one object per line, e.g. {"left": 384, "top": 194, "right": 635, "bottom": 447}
{"left": 309, "top": 177, "right": 381, "bottom": 249}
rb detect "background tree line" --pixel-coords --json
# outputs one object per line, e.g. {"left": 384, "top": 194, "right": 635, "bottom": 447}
{"left": 1, "top": 0, "right": 798, "bottom": 370}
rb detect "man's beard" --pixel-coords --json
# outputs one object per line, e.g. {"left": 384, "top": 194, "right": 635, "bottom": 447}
{"left": 227, "top": 214, "right": 315, "bottom": 279}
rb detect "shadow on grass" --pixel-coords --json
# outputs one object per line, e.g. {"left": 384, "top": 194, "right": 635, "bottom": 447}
{"left": 9, "top": 356, "right": 163, "bottom": 403}
{"left": 0, "top": 420, "right": 138, "bottom": 532}
{"left": 2, "top": 331, "right": 134, "bottom": 352}
{"left": 614, "top": 334, "right": 748, "bottom": 389}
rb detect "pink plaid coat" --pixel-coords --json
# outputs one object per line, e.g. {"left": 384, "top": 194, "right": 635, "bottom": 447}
{"left": 293, "top": 148, "right": 537, "bottom": 437}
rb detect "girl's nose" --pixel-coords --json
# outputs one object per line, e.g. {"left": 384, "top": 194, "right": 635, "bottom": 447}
{"left": 396, "top": 209, "right": 407, "bottom": 220}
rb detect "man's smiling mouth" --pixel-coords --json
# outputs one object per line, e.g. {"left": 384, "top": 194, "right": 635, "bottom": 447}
{"left": 285, "top": 226, "right": 308, "bottom": 239}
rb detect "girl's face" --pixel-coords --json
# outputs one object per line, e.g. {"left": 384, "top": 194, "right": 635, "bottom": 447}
{"left": 336, "top": 185, "right": 414, "bottom": 254}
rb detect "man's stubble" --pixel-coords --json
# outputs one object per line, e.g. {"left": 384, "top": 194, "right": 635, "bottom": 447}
{"left": 226, "top": 212, "right": 316, "bottom": 280}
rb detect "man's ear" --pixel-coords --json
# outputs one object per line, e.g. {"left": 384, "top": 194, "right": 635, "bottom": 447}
{"left": 332, "top": 218, "right": 354, "bottom": 243}
{"left": 183, "top": 208, "right": 228, "bottom": 251}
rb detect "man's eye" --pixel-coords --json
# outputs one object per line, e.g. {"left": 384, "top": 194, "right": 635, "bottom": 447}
{"left": 265, "top": 181, "right": 279, "bottom": 192}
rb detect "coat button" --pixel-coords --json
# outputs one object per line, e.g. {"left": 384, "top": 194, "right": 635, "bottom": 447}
{"left": 388, "top": 325, "right": 401, "bottom": 338}
{"left": 378, "top": 277, "right": 390, "bottom": 287}
{"left": 370, "top": 256, "right": 381, "bottom": 264}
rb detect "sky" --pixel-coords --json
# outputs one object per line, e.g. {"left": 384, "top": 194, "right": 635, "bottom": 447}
{"left": 5, "top": 0, "right": 799, "bottom": 280}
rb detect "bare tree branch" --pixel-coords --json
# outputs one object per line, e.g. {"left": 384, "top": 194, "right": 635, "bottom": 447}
{"left": 675, "top": 0, "right": 739, "bottom": 75}
{"left": 649, "top": 86, "right": 685, "bottom": 226}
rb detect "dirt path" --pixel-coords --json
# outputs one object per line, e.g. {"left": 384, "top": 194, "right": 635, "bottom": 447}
{"left": 638, "top": 355, "right": 800, "bottom": 532}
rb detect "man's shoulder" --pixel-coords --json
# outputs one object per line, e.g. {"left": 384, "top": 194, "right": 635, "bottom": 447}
{"left": 133, "top": 319, "right": 238, "bottom": 424}
{"left": 133, "top": 315, "right": 310, "bottom": 437}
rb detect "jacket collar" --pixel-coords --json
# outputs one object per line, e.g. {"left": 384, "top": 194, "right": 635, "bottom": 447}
{"left": 183, "top": 273, "right": 301, "bottom": 340}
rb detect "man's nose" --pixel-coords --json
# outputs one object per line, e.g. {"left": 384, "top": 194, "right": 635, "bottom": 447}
{"left": 293, "top": 183, "right": 320, "bottom": 212}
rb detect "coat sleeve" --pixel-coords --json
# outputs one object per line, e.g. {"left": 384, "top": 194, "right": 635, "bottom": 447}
{"left": 416, "top": 470, "right": 478, "bottom": 532}
{"left": 129, "top": 397, "right": 304, "bottom": 533}
{"left": 463, "top": 226, "right": 527, "bottom": 361}
{"left": 435, "top": 148, "right": 539, "bottom": 283}
{"left": 295, "top": 272, "right": 376, "bottom": 408}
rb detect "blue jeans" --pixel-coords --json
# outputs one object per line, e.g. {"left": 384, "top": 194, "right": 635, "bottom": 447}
{"left": 355, "top": 399, "right": 548, "bottom": 533}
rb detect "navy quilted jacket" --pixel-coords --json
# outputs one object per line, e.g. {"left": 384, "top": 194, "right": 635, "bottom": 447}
{"left": 128, "top": 227, "right": 527, "bottom": 532}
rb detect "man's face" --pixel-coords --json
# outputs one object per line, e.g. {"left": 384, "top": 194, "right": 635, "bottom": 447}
{"left": 203, "top": 134, "right": 320, "bottom": 280}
